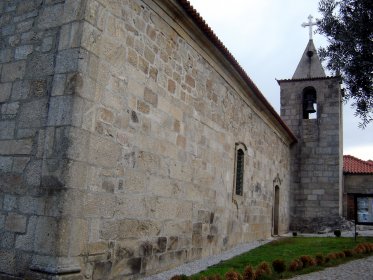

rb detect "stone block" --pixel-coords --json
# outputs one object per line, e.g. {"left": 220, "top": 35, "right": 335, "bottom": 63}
{"left": 1, "top": 61, "right": 26, "bottom": 82}
{"left": 5, "top": 213, "right": 27, "bottom": 233}
{"left": 15, "top": 216, "right": 37, "bottom": 250}
{"left": 0, "top": 139, "right": 33, "bottom": 155}
{"left": 55, "top": 48, "right": 80, "bottom": 73}
{"left": 30, "top": 80, "right": 48, "bottom": 97}
{"left": 0, "top": 49, "right": 12, "bottom": 63}
{"left": 118, "top": 219, "right": 161, "bottom": 239}
{"left": 51, "top": 74, "right": 67, "bottom": 96}
{"left": 88, "top": 135, "right": 121, "bottom": 168}
{"left": 0, "top": 156, "right": 13, "bottom": 172}
{"left": 1, "top": 101, "right": 20, "bottom": 115}
{"left": 1, "top": 231, "right": 15, "bottom": 249}
{"left": 144, "top": 87, "right": 158, "bottom": 107}
{"left": 37, "top": 3, "right": 63, "bottom": 29}
{"left": 18, "top": 98, "right": 48, "bottom": 128}
{"left": 18, "top": 196, "right": 45, "bottom": 215}
{"left": 81, "top": 21, "right": 102, "bottom": 56}
{"left": 0, "top": 82, "right": 12, "bottom": 102}
{"left": 0, "top": 250, "right": 15, "bottom": 275}
{"left": 15, "top": 45, "right": 33, "bottom": 60}
{"left": 47, "top": 95, "right": 73, "bottom": 126}
{"left": 11, "top": 80, "right": 30, "bottom": 100}
{"left": 83, "top": 193, "right": 115, "bottom": 218}
{"left": 3, "top": 195, "right": 17, "bottom": 211}
{"left": 59, "top": 22, "right": 83, "bottom": 50}
{"left": 115, "top": 195, "right": 147, "bottom": 219}
{"left": 25, "top": 52, "right": 55, "bottom": 78}
{"left": 147, "top": 197, "right": 193, "bottom": 220}
{"left": 33, "top": 216, "right": 57, "bottom": 255}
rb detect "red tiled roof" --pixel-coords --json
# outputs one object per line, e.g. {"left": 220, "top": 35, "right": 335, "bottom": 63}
{"left": 177, "top": 0, "right": 297, "bottom": 144}
{"left": 344, "top": 155, "right": 373, "bottom": 174}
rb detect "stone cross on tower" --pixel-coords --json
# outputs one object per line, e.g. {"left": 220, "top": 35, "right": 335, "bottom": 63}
{"left": 301, "top": 15, "right": 318, "bottom": 40}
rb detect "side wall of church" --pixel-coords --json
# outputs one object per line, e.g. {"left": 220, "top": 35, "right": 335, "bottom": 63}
{"left": 280, "top": 78, "right": 342, "bottom": 231}
{"left": 1, "top": 0, "right": 292, "bottom": 279}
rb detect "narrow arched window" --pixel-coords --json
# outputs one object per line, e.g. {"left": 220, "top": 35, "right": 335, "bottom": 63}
{"left": 235, "top": 148, "right": 244, "bottom": 196}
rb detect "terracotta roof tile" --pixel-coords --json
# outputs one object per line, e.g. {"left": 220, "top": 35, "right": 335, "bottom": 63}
{"left": 343, "top": 155, "right": 373, "bottom": 174}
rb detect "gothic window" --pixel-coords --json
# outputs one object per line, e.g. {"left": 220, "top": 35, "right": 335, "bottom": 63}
{"left": 302, "top": 86, "right": 317, "bottom": 119}
{"left": 234, "top": 143, "right": 247, "bottom": 196}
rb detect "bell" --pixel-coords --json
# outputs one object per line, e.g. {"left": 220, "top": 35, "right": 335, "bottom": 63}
{"left": 305, "top": 100, "right": 316, "bottom": 114}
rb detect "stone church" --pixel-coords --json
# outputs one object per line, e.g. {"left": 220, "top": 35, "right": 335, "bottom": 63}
{"left": 0, "top": 0, "right": 342, "bottom": 279}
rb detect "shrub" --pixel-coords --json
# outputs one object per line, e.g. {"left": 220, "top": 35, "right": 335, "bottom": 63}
{"left": 354, "top": 244, "right": 366, "bottom": 254}
{"left": 243, "top": 265, "right": 255, "bottom": 280}
{"left": 334, "top": 229, "right": 341, "bottom": 237}
{"left": 288, "top": 259, "right": 299, "bottom": 271}
{"left": 225, "top": 270, "right": 240, "bottom": 280}
{"left": 170, "top": 275, "right": 189, "bottom": 280}
{"left": 255, "top": 268, "right": 266, "bottom": 279}
{"left": 300, "top": 255, "right": 314, "bottom": 267}
{"left": 336, "top": 251, "right": 346, "bottom": 259}
{"left": 343, "top": 249, "right": 354, "bottom": 257}
{"left": 257, "top": 261, "right": 271, "bottom": 275}
{"left": 202, "top": 276, "right": 223, "bottom": 280}
{"left": 272, "top": 259, "right": 286, "bottom": 274}
{"left": 326, "top": 252, "right": 337, "bottom": 260}
{"left": 315, "top": 253, "right": 324, "bottom": 265}
{"left": 170, "top": 275, "right": 188, "bottom": 280}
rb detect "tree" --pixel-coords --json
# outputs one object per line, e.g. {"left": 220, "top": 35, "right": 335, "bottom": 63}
{"left": 317, "top": 0, "right": 372, "bottom": 127}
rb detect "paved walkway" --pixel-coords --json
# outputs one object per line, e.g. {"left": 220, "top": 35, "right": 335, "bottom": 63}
{"left": 290, "top": 255, "right": 373, "bottom": 280}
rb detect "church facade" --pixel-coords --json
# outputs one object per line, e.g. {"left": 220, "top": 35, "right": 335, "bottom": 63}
{"left": 0, "top": 0, "right": 341, "bottom": 279}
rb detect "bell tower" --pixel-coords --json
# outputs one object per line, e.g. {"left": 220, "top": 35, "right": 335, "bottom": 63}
{"left": 277, "top": 16, "right": 343, "bottom": 232}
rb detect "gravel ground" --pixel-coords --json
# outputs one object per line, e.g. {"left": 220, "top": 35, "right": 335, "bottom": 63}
{"left": 143, "top": 230, "right": 373, "bottom": 280}
{"left": 143, "top": 238, "right": 272, "bottom": 280}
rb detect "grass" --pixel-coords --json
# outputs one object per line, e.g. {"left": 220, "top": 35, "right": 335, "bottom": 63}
{"left": 184, "top": 236, "right": 373, "bottom": 279}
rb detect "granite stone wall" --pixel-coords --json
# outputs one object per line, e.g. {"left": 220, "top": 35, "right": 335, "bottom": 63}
{"left": 1, "top": 0, "right": 293, "bottom": 279}
{"left": 280, "top": 78, "right": 343, "bottom": 232}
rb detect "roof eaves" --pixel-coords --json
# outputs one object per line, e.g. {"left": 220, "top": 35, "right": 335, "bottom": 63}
{"left": 177, "top": 0, "right": 297, "bottom": 144}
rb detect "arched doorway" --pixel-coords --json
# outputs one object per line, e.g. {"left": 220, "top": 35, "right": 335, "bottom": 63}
{"left": 273, "top": 185, "right": 280, "bottom": 235}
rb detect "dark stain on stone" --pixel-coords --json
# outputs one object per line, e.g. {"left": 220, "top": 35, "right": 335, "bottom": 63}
{"left": 157, "top": 237, "right": 167, "bottom": 253}
{"left": 193, "top": 223, "right": 202, "bottom": 234}
{"left": 255, "top": 183, "right": 261, "bottom": 193}
{"left": 118, "top": 179, "right": 124, "bottom": 190}
{"left": 41, "top": 175, "right": 65, "bottom": 190}
{"left": 127, "top": 258, "right": 141, "bottom": 275}
{"left": 102, "top": 180, "right": 114, "bottom": 193}
{"left": 223, "top": 236, "right": 228, "bottom": 246}
{"left": 116, "top": 246, "right": 134, "bottom": 260}
{"left": 31, "top": 80, "right": 47, "bottom": 96}
{"left": 210, "top": 212, "right": 215, "bottom": 224}
{"left": 65, "top": 73, "right": 83, "bottom": 95}
{"left": 92, "top": 261, "right": 112, "bottom": 280}
{"left": 210, "top": 225, "right": 218, "bottom": 235}
{"left": 167, "top": 236, "right": 178, "bottom": 251}
{"left": 131, "top": 110, "right": 138, "bottom": 123}
{"left": 207, "top": 235, "right": 214, "bottom": 242}
{"left": 140, "top": 242, "right": 153, "bottom": 257}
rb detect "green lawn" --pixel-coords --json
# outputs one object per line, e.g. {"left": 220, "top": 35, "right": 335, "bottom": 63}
{"left": 185, "top": 236, "right": 373, "bottom": 279}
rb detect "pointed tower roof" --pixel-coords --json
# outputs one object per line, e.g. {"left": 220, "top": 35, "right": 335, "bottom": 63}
{"left": 292, "top": 39, "right": 326, "bottom": 79}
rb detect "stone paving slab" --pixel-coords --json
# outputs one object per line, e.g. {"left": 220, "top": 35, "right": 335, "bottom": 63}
{"left": 290, "top": 255, "right": 373, "bottom": 280}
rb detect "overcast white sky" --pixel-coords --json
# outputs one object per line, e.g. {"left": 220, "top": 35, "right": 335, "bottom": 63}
{"left": 188, "top": 0, "right": 372, "bottom": 160}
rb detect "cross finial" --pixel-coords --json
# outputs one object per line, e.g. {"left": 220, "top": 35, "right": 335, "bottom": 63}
{"left": 301, "top": 15, "right": 318, "bottom": 40}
